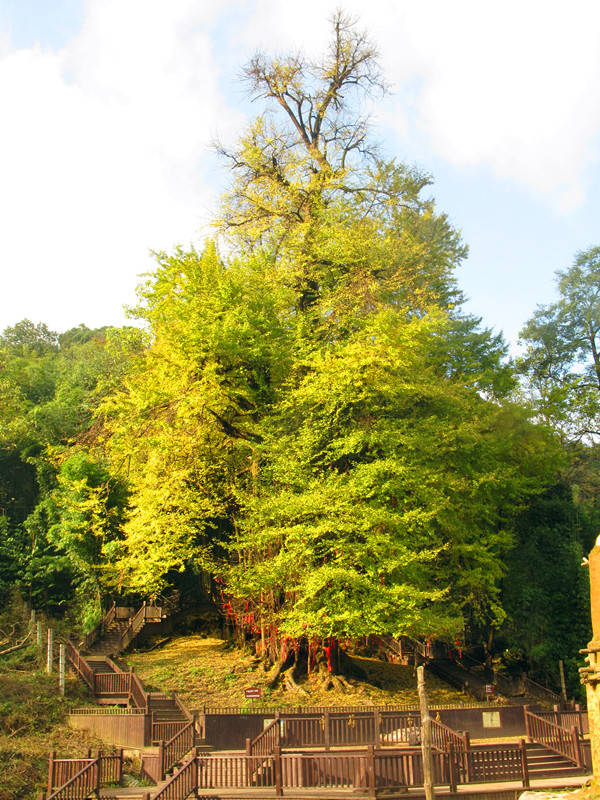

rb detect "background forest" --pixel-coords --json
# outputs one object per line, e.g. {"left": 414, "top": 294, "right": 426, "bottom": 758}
{"left": 1, "top": 14, "right": 598, "bottom": 698}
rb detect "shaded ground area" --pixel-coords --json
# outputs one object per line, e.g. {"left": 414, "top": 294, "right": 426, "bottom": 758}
{"left": 124, "top": 635, "right": 472, "bottom": 709}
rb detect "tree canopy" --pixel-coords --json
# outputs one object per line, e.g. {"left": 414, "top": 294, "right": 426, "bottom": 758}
{"left": 519, "top": 245, "right": 600, "bottom": 439}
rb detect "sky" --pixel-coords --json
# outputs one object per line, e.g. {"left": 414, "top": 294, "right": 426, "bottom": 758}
{"left": 1, "top": 0, "right": 599, "bottom": 350}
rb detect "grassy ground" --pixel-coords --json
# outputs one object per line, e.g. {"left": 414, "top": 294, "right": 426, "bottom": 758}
{"left": 0, "top": 638, "right": 108, "bottom": 800}
{"left": 124, "top": 634, "right": 473, "bottom": 711}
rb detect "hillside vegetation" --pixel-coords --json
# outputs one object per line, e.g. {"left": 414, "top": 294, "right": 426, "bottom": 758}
{"left": 0, "top": 641, "right": 107, "bottom": 800}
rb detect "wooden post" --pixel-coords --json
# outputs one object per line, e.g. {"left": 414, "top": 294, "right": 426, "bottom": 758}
{"left": 576, "top": 703, "right": 584, "bottom": 735}
{"left": 519, "top": 738, "right": 530, "bottom": 788}
{"left": 46, "top": 628, "right": 53, "bottom": 674}
{"left": 417, "top": 665, "right": 435, "bottom": 800}
{"left": 367, "top": 744, "right": 376, "bottom": 799}
{"left": 144, "top": 712, "right": 153, "bottom": 746}
{"left": 30, "top": 609, "right": 36, "bottom": 628}
{"left": 47, "top": 751, "right": 55, "bottom": 794}
{"left": 274, "top": 744, "right": 282, "bottom": 796}
{"left": 559, "top": 660, "right": 568, "bottom": 705}
{"left": 245, "top": 737, "right": 251, "bottom": 755}
{"left": 523, "top": 705, "right": 532, "bottom": 742}
{"left": 553, "top": 703, "right": 561, "bottom": 727}
{"left": 463, "top": 730, "right": 471, "bottom": 782}
{"left": 118, "top": 748, "right": 123, "bottom": 783}
{"left": 58, "top": 644, "right": 66, "bottom": 695}
{"left": 447, "top": 742, "right": 457, "bottom": 793}
{"left": 324, "top": 710, "right": 330, "bottom": 751}
{"left": 36, "top": 619, "right": 43, "bottom": 647}
{"left": 159, "top": 740, "right": 165, "bottom": 780}
{"left": 572, "top": 725, "right": 583, "bottom": 768}
{"left": 374, "top": 708, "right": 381, "bottom": 748}
{"left": 94, "top": 755, "right": 101, "bottom": 797}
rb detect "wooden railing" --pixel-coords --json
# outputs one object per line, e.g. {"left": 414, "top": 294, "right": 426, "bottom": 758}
{"left": 535, "top": 705, "right": 587, "bottom": 736}
{"left": 248, "top": 717, "right": 281, "bottom": 756}
{"left": 43, "top": 757, "right": 100, "bottom": 800}
{"left": 153, "top": 755, "right": 197, "bottom": 800}
{"left": 525, "top": 708, "right": 582, "bottom": 766}
{"left": 162, "top": 720, "right": 196, "bottom": 776}
{"left": 64, "top": 640, "right": 95, "bottom": 692}
{"left": 118, "top": 601, "right": 162, "bottom": 651}
{"left": 282, "top": 715, "right": 326, "bottom": 748}
{"left": 523, "top": 676, "right": 562, "bottom": 706}
{"left": 457, "top": 742, "right": 529, "bottom": 788}
{"left": 70, "top": 706, "right": 145, "bottom": 716}
{"left": 47, "top": 750, "right": 122, "bottom": 793}
{"left": 173, "top": 692, "right": 194, "bottom": 724}
{"left": 431, "top": 717, "right": 469, "bottom": 752}
{"left": 94, "top": 671, "right": 130, "bottom": 695}
{"left": 243, "top": 710, "right": 467, "bottom": 752}
{"left": 129, "top": 669, "right": 148, "bottom": 711}
{"left": 152, "top": 720, "right": 188, "bottom": 744}
{"left": 182, "top": 745, "right": 533, "bottom": 796}
{"left": 200, "top": 699, "right": 493, "bottom": 713}
{"left": 380, "top": 712, "right": 421, "bottom": 745}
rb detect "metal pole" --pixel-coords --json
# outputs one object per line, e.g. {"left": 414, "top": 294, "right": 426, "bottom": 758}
{"left": 418, "top": 665, "right": 435, "bottom": 800}
{"left": 46, "top": 628, "right": 53, "bottom": 674}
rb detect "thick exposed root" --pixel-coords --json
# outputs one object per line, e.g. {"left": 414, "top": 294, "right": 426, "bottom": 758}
{"left": 282, "top": 665, "right": 309, "bottom": 695}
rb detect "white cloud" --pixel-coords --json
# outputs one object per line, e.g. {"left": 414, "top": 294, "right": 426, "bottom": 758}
{"left": 0, "top": 0, "right": 241, "bottom": 332}
{"left": 1, "top": 0, "right": 600, "bottom": 332}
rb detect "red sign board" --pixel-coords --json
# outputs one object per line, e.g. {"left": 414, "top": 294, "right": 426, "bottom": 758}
{"left": 245, "top": 686, "right": 262, "bottom": 699}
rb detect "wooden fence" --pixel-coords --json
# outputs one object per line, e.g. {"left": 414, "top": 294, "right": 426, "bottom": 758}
{"left": 200, "top": 700, "right": 494, "bottom": 714}
{"left": 47, "top": 750, "right": 122, "bottom": 793}
{"left": 70, "top": 707, "right": 151, "bottom": 749}
{"left": 247, "top": 710, "right": 469, "bottom": 754}
{"left": 154, "top": 743, "right": 532, "bottom": 797}
{"left": 41, "top": 758, "right": 101, "bottom": 800}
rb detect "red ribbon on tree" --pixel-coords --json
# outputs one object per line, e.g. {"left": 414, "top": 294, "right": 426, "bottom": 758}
{"left": 325, "top": 644, "right": 332, "bottom": 673}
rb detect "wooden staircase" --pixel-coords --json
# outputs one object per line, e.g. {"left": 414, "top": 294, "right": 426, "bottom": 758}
{"left": 81, "top": 601, "right": 164, "bottom": 657}
{"left": 526, "top": 742, "right": 587, "bottom": 778}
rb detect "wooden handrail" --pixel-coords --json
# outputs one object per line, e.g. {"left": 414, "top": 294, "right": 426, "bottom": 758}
{"left": 45, "top": 757, "right": 100, "bottom": 800}
{"left": 173, "top": 691, "right": 194, "bottom": 724}
{"left": 161, "top": 720, "right": 196, "bottom": 777}
{"left": 129, "top": 669, "right": 148, "bottom": 712}
{"left": 153, "top": 754, "right": 197, "bottom": 800}
{"left": 524, "top": 709, "right": 581, "bottom": 765}
{"left": 64, "top": 640, "right": 94, "bottom": 692}
{"left": 248, "top": 716, "right": 281, "bottom": 756}
{"left": 48, "top": 751, "right": 122, "bottom": 790}
{"left": 431, "top": 717, "right": 468, "bottom": 753}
